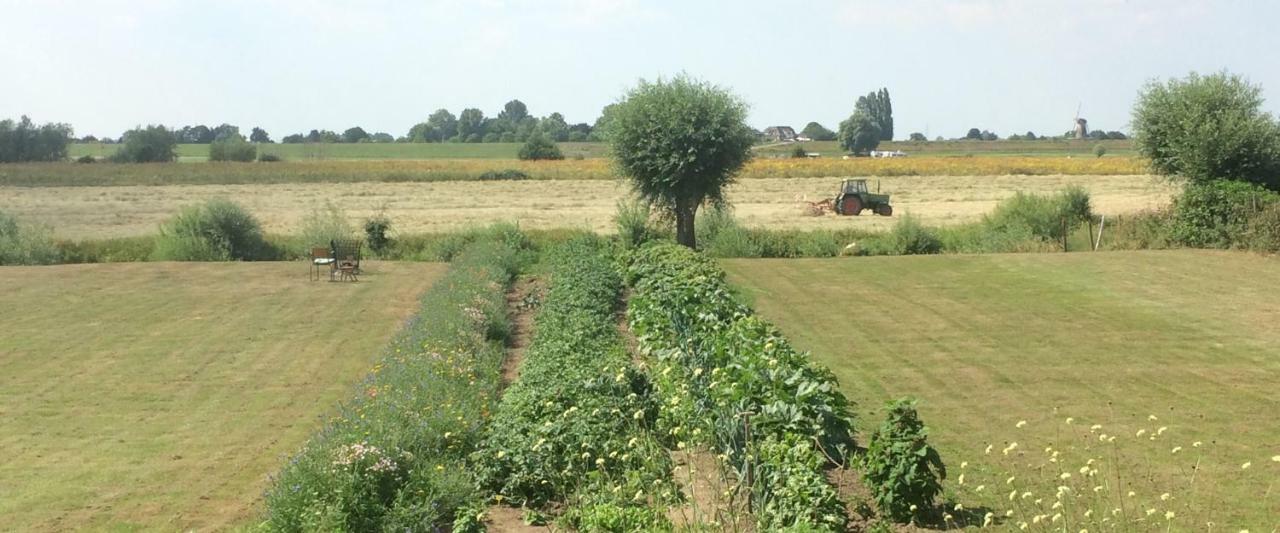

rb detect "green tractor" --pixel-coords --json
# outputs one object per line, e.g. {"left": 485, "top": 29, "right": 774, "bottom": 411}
{"left": 833, "top": 178, "right": 893, "bottom": 216}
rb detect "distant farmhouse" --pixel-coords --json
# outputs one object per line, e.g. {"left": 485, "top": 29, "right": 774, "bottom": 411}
{"left": 763, "top": 126, "right": 799, "bottom": 142}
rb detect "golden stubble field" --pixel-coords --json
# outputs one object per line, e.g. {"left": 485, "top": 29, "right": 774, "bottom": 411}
{"left": 0, "top": 174, "right": 1177, "bottom": 239}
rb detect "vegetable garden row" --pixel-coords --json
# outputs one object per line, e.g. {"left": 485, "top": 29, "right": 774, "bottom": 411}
{"left": 261, "top": 235, "right": 946, "bottom": 531}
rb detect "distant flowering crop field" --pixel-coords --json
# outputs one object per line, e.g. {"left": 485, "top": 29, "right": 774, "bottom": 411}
{"left": 0, "top": 156, "right": 1147, "bottom": 187}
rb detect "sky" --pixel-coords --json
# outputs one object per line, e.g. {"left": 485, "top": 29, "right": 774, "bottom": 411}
{"left": 2, "top": 0, "right": 1279, "bottom": 140}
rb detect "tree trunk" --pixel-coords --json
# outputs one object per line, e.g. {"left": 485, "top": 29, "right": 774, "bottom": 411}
{"left": 675, "top": 199, "right": 697, "bottom": 249}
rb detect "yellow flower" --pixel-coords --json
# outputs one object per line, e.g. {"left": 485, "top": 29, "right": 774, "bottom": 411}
{"left": 960, "top": 461, "right": 968, "bottom": 469}
{"left": 1165, "top": 511, "right": 1175, "bottom": 520}
{"left": 976, "top": 484, "right": 986, "bottom": 492}
{"left": 1148, "top": 414, "right": 1158, "bottom": 421}
{"left": 1241, "top": 462, "right": 1252, "bottom": 470}
{"left": 1193, "top": 441, "right": 1203, "bottom": 447}
{"left": 1171, "top": 446, "right": 1183, "bottom": 454}
{"left": 1016, "top": 420, "right": 1027, "bottom": 428}
{"left": 1006, "top": 476, "right": 1016, "bottom": 484}
{"left": 1272, "top": 455, "right": 1280, "bottom": 462}
{"left": 1090, "top": 424, "right": 1103, "bottom": 432}
{"left": 1065, "top": 417, "right": 1074, "bottom": 424}
{"left": 958, "top": 474, "right": 965, "bottom": 485}
{"left": 496, "top": 451, "right": 506, "bottom": 459}
{"left": 985, "top": 444, "right": 994, "bottom": 454}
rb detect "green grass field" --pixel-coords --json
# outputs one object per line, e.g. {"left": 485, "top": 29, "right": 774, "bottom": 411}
{"left": 723, "top": 251, "right": 1279, "bottom": 529}
{"left": 0, "top": 261, "right": 444, "bottom": 531}
{"left": 69, "top": 142, "right": 612, "bottom": 162}
{"left": 754, "top": 138, "right": 1135, "bottom": 158}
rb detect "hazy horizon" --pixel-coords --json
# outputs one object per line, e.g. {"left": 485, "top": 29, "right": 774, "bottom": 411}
{"left": 3, "top": 0, "right": 1278, "bottom": 140}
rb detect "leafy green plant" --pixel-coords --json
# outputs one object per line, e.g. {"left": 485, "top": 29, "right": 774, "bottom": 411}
{"left": 0, "top": 209, "right": 61, "bottom": 265}
{"left": 614, "top": 198, "right": 670, "bottom": 249}
{"left": 208, "top": 134, "right": 256, "bottom": 162}
{"left": 152, "top": 199, "right": 271, "bottom": 261}
{"left": 473, "top": 238, "right": 674, "bottom": 514}
{"left": 860, "top": 214, "right": 941, "bottom": 256}
{"left": 862, "top": 398, "right": 946, "bottom": 524}
{"left": 753, "top": 434, "right": 848, "bottom": 531}
{"left": 517, "top": 133, "right": 564, "bottom": 161}
{"left": 1168, "top": 180, "right": 1277, "bottom": 248}
{"left": 363, "top": 212, "right": 393, "bottom": 254}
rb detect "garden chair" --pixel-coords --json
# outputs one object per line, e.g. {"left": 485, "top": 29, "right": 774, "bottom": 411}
{"left": 309, "top": 246, "right": 334, "bottom": 281}
{"left": 329, "top": 239, "right": 363, "bottom": 282}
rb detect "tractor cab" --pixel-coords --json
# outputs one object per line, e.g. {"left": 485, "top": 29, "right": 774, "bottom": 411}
{"left": 833, "top": 178, "right": 893, "bottom": 216}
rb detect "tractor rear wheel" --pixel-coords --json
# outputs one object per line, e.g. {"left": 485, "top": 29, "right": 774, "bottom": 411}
{"left": 876, "top": 205, "right": 893, "bottom": 216}
{"left": 841, "top": 196, "right": 863, "bottom": 216}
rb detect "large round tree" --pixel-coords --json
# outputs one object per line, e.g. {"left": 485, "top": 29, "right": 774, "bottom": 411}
{"left": 1132, "top": 71, "right": 1280, "bottom": 190}
{"left": 606, "top": 76, "right": 755, "bottom": 248}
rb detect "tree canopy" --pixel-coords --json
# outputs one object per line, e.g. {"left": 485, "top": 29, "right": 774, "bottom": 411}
{"left": 606, "top": 75, "right": 755, "bottom": 248}
{"left": 801, "top": 121, "right": 836, "bottom": 141}
{"left": 838, "top": 111, "right": 881, "bottom": 154}
{"left": 855, "top": 88, "right": 894, "bottom": 141}
{"left": 1132, "top": 71, "right": 1280, "bottom": 190}
{"left": 0, "top": 116, "right": 73, "bottom": 163}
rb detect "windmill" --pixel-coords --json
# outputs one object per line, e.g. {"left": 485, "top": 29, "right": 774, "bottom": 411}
{"left": 1073, "top": 102, "right": 1088, "bottom": 139}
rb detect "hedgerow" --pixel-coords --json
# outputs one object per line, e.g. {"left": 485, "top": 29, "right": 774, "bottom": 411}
{"left": 262, "top": 240, "right": 520, "bottom": 531}
{"left": 625, "top": 243, "right": 855, "bottom": 530}
{"left": 472, "top": 236, "right": 676, "bottom": 528}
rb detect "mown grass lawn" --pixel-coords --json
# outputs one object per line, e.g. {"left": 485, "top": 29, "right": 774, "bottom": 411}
{"left": 0, "top": 261, "right": 443, "bottom": 531}
{"left": 724, "top": 250, "right": 1280, "bottom": 529}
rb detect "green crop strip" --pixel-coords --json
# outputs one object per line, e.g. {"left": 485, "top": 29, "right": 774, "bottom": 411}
{"left": 473, "top": 237, "right": 677, "bottom": 530}
{"left": 260, "top": 240, "right": 520, "bottom": 531}
{"left": 625, "top": 243, "right": 856, "bottom": 531}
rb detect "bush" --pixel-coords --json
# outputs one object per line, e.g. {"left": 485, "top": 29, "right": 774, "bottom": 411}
{"left": 364, "top": 212, "right": 393, "bottom": 254}
{"left": 1168, "top": 180, "right": 1277, "bottom": 248}
{"left": 1132, "top": 71, "right": 1280, "bottom": 190}
{"left": 112, "top": 125, "right": 177, "bottom": 163}
{"left": 299, "top": 201, "right": 354, "bottom": 248}
{"left": 791, "top": 144, "right": 809, "bottom": 158}
{"left": 860, "top": 214, "right": 941, "bottom": 256}
{"left": 476, "top": 169, "right": 529, "bottom": 181}
{"left": 0, "top": 115, "right": 72, "bottom": 162}
{"left": 0, "top": 210, "right": 61, "bottom": 265}
{"left": 862, "top": 398, "right": 946, "bottom": 524}
{"left": 75, "top": 155, "right": 96, "bottom": 164}
{"left": 613, "top": 199, "right": 669, "bottom": 249}
{"left": 985, "top": 187, "right": 1091, "bottom": 242}
{"left": 56, "top": 236, "right": 156, "bottom": 263}
{"left": 1093, "top": 143, "right": 1107, "bottom": 158}
{"left": 257, "top": 153, "right": 282, "bottom": 162}
{"left": 208, "top": 134, "right": 256, "bottom": 162}
{"left": 517, "top": 133, "right": 564, "bottom": 161}
{"left": 697, "top": 205, "right": 762, "bottom": 257}
{"left": 152, "top": 199, "right": 271, "bottom": 261}
{"left": 1246, "top": 202, "right": 1280, "bottom": 252}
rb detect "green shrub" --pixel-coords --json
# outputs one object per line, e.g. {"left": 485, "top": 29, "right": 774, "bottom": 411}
{"left": 862, "top": 398, "right": 946, "bottom": 524}
{"left": 517, "top": 133, "right": 564, "bottom": 161}
{"left": 363, "top": 212, "right": 393, "bottom": 254}
{"left": 299, "top": 201, "right": 354, "bottom": 248}
{"left": 208, "top": 134, "right": 256, "bottom": 162}
{"left": 56, "top": 236, "right": 155, "bottom": 263}
{"left": 476, "top": 169, "right": 529, "bottom": 181}
{"left": 1098, "top": 210, "right": 1172, "bottom": 250}
{"left": 1246, "top": 203, "right": 1280, "bottom": 252}
{"left": 75, "top": 155, "right": 96, "bottom": 164}
{"left": 1168, "top": 180, "right": 1277, "bottom": 248}
{"left": 257, "top": 152, "right": 282, "bottom": 162}
{"left": 0, "top": 210, "right": 61, "bottom": 265}
{"left": 613, "top": 199, "right": 669, "bottom": 249}
{"left": 860, "top": 214, "right": 941, "bottom": 256}
{"left": 112, "top": 125, "right": 177, "bottom": 163}
{"left": 985, "top": 188, "right": 1091, "bottom": 242}
{"left": 1093, "top": 143, "right": 1107, "bottom": 158}
{"left": 791, "top": 144, "right": 809, "bottom": 158}
{"left": 558, "top": 495, "right": 672, "bottom": 532}
{"left": 152, "top": 199, "right": 271, "bottom": 261}
{"left": 697, "top": 205, "right": 762, "bottom": 257}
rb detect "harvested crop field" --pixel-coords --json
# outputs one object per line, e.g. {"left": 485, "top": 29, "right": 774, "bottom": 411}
{"left": 1, "top": 174, "right": 1176, "bottom": 239}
